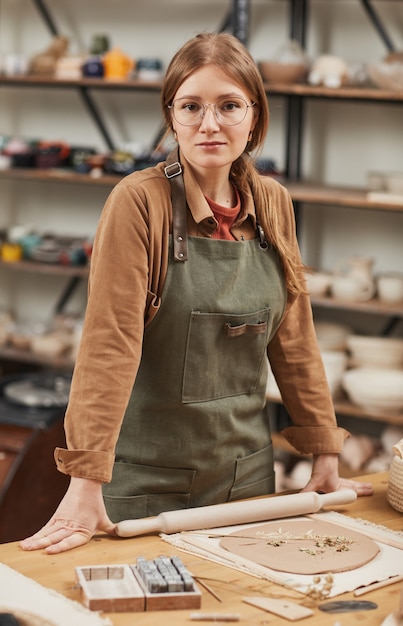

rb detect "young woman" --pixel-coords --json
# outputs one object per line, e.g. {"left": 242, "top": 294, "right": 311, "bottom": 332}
{"left": 21, "top": 32, "right": 372, "bottom": 554}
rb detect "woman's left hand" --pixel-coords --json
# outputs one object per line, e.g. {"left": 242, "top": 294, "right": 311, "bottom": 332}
{"left": 301, "top": 453, "right": 373, "bottom": 496}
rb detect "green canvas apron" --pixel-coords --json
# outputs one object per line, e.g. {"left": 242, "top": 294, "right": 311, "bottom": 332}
{"left": 103, "top": 172, "right": 287, "bottom": 522}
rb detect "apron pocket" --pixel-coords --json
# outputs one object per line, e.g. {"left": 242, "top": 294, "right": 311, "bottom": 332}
{"left": 103, "top": 461, "right": 195, "bottom": 521}
{"left": 228, "top": 443, "right": 275, "bottom": 501}
{"left": 182, "top": 307, "right": 271, "bottom": 403}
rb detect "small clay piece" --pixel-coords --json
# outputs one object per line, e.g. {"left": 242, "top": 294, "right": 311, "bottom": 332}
{"left": 220, "top": 519, "right": 380, "bottom": 574}
{"left": 29, "top": 36, "right": 69, "bottom": 76}
{"left": 319, "top": 600, "right": 378, "bottom": 613}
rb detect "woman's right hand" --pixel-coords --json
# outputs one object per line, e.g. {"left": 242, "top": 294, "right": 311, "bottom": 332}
{"left": 20, "top": 476, "right": 117, "bottom": 554}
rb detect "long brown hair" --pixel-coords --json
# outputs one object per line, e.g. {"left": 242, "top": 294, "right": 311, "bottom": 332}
{"left": 161, "top": 32, "right": 305, "bottom": 294}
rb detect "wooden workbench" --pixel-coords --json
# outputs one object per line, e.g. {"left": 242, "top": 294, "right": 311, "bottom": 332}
{"left": 0, "top": 472, "right": 402, "bottom": 625}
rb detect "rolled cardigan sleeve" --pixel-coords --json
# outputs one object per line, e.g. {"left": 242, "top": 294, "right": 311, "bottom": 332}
{"left": 266, "top": 182, "right": 349, "bottom": 455}
{"left": 54, "top": 448, "right": 115, "bottom": 482}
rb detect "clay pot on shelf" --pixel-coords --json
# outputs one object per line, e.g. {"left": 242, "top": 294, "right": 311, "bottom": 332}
{"left": 103, "top": 48, "right": 134, "bottom": 80}
{"left": 331, "top": 256, "right": 376, "bottom": 302}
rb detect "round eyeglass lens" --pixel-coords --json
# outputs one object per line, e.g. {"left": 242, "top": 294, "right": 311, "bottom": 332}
{"left": 171, "top": 96, "right": 252, "bottom": 126}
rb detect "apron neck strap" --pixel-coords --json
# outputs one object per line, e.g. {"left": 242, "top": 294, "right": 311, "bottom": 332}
{"left": 164, "top": 147, "right": 188, "bottom": 262}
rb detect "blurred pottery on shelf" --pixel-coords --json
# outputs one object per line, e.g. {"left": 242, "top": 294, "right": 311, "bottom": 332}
{"left": 55, "top": 55, "right": 84, "bottom": 80}
{"left": 331, "top": 256, "right": 375, "bottom": 301}
{"left": 321, "top": 350, "right": 348, "bottom": 398}
{"left": 340, "top": 435, "right": 378, "bottom": 472}
{"left": 366, "top": 170, "right": 403, "bottom": 196}
{"left": 258, "top": 39, "right": 309, "bottom": 84}
{"left": 82, "top": 56, "right": 104, "bottom": 78}
{"left": 3, "top": 52, "right": 28, "bottom": 76}
{"left": 305, "top": 271, "right": 332, "bottom": 296}
{"left": 368, "top": 60, "right": 403, "bottom": 90}
{"left": 376, "top": 273, "right": 403, "bottom": 303}
{"left": 136, "top": 58, "right": 163, "bottom": 81}
{"left": 385, "top": 172, "right": 403, "bottom": 195}
{"left": 308, "top": 55, "right": 348, "bottom": 88}
{"left": 1, "top": 242, "right": 23, "bottom": 262}
{"left": 314, "top": 321, "right": 352, "bottom": 352}
{"left": 342, "top": 367, "right": 403, "bottom": 415}
{"left": 31, "top": 332, "right": 72, "bottom": 358}
{"left": 103, "top": 47, "right": 134, "bottom": 79}
{"left": 35, "top": 141, "right": 71, "bottom": 168}
{"left": 347, "top": 334, "right": 403, "bottom": 369}
{"left": 331, "top": 275, "right": 374, "bottom": 301}
{"left": 258, "top": 61, "right": 308, "bottom": 84}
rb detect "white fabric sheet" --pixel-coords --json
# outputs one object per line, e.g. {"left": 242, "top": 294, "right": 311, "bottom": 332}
{"left": 0, "top": 563, "right": 112, "bottom": 626}
{"left": 162, "top": 511, "right": 403, "bottom": 598}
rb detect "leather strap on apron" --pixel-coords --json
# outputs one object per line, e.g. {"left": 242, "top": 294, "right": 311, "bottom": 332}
{"left": 164, "top": 147, "right": 270, "bottom": 255}
{"left": 164, "top": 148, "right": 188, "bottom": 261}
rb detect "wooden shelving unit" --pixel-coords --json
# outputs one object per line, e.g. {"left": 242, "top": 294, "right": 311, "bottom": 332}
{"left": 0, "top": 167, "right": 119, "bottom": 187}
{"left": 1, "top": 75, "right": 402, "bottom": 102}
{"left": 265, "top": 82, "right": 403, "bottom": 103}
{"left": 267, "top": 393, "right": 403, "bottom": 427}
{"left": 0, "top": 75, "right": 162, "bottom": 91}
{"left": 0, "top": 345, "right": 74, "bottom": 370}
{"left": 1, "top": 0, "right": 402, "bottom": 427}
{"left": 0, "top": 258, "right": 89, "bottom": 277}
{"left": 2, "top": 168, "right": 402, "bottom": 211}
{"left": 309, "top": 294, "right": 403, "bottom": 317}
{"left": 286, "top": 181, "right": 403, "bottom": 213}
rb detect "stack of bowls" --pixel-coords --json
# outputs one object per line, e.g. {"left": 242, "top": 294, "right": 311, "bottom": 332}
{"left": 342, "top": 335, "right": 403, "bottom": 414}
{"left": 314, "top": 321, "right": 352, "bottom": 352}
{"left": 342, "top": 368, "right": 403, "bottom": 415}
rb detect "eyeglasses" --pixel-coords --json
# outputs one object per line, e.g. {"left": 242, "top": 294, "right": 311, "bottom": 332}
{"left": 168, "top": 96, "right": 255, "bottom": 127}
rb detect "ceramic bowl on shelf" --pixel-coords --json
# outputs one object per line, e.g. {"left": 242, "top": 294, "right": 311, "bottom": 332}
{"left": 258, "top": 61, "right": 308, "bottom": 84}
{"left": 305, "top": 271, "right": 332, "bottom": 297}
{"left": 346, "top": 335, "right": 403, "bottom": 369}
{"left": 314, "top": 321, "right": 352, "bottom": 352}
{"left": 367, "top": 61, "right": 403, "bottom": 90}
{"left": 342, "top": 367, "right": 403, "bottom": 415}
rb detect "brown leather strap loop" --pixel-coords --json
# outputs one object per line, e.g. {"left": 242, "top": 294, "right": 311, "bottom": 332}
{"left": 164, "top": 148, "right": 188, "bottom": 262}
{"left": 225, "top": 321, "right": 267, "bottom": 337}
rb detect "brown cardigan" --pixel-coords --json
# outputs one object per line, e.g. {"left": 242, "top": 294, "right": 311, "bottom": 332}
{"left": 55, "top": 155, "right": 348, "bottom": 483}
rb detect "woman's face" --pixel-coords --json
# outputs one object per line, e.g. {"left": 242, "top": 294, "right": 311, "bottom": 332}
{"left": 170, "top": 64, "right": 256, "bottom": 177}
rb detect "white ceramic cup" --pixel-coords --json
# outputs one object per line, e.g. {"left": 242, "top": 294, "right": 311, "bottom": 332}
{"left": 4, "top": 53, "right": 28, "bottom": 76}
{"left": 377, "top": 274, "right": 403, "bottom": 303}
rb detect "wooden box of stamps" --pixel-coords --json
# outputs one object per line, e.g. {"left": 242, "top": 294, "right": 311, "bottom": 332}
{"left": 75, "top": 558, "right": 202, "bottom": 612}
{"left": 76, "top": 565, "right": 145, "bottom": 612}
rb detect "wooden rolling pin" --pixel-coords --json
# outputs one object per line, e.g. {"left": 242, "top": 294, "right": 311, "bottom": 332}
{"left": 116, "top": 489, "right": 357, "bottom": 537}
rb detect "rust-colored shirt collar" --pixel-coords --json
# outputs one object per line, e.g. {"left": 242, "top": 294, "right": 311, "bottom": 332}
{"left": 180, "top": 154, "right": 257, "bottom": 239}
